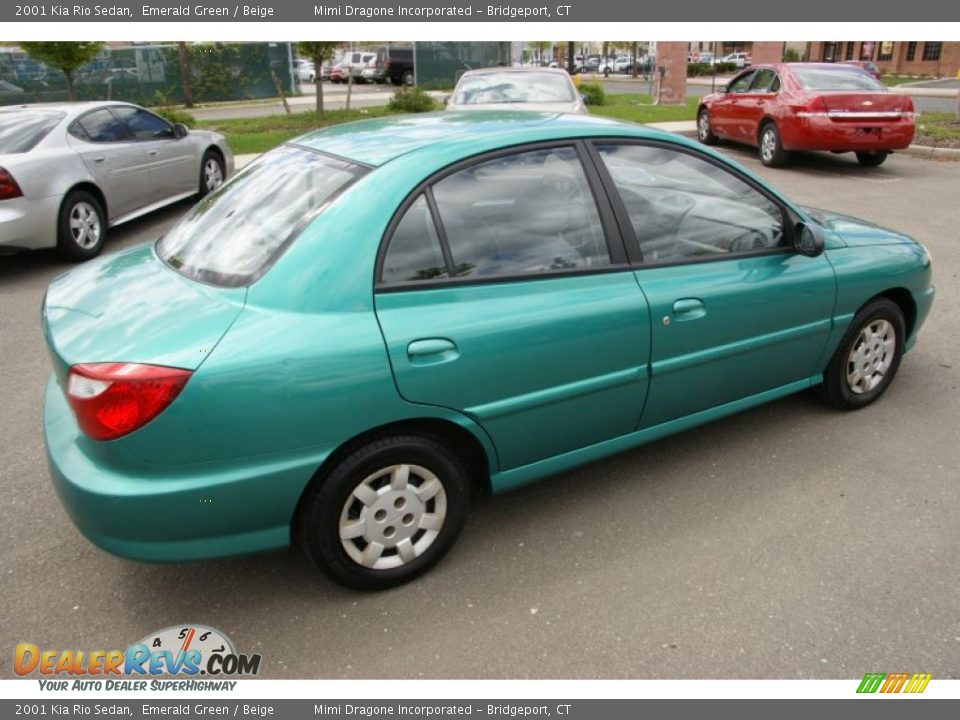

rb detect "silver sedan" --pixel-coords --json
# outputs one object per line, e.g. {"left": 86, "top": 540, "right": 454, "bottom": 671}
{"left": 0, "top": 101, "right": 233, "bottom": 260}
{"left": 445, "top": 67, "right": 587, "bottom": 115}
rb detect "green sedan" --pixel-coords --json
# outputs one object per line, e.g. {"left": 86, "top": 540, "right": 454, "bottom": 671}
{"left": 42, "top": 112, "right": 935, "bottom": 589}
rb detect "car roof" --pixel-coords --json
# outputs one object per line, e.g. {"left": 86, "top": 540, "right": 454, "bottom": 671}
{"left": 459, "top": 66, "right": 572, "bottom": 77}
{"left": 0, "top": 101, "right": 137, "bottom": 118}
{"left": 291, "top": 111, "right": 677, "bottom": 167}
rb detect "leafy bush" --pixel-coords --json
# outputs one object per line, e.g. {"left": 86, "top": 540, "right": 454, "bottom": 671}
{"left": 578, "top": 81, "right": 606, "bottom": 106}
{"left": 388, "top": 86, "right": 437, "bottom": 113}
{"left": 687, "top": 62, "right": 738, "bottom": 77}
{"left": 154, "top": 107, "right": 196, "bottom": 127}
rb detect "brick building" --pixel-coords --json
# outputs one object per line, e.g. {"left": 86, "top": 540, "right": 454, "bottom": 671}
{"left": 808, "top": 41, "right": 959, "bottom": 77}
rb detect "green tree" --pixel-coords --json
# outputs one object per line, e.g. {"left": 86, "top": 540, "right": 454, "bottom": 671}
{"left": 296, "top": 41, "right": 338, "bottom": 116}
{"left": 19, "top": 42, "right": 104, "bottom": 101}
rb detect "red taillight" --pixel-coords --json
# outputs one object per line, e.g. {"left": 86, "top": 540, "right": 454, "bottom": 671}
{"left": 66, "top": 363, "right": 192, "bottom": 441}
{"left": 0, "top": 167, "right": 23, "bottom": 201}
{"left": 796, "top": 96, "right": 828, "bottom": 118}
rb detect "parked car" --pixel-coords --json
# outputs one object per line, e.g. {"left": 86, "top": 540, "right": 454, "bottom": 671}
{"left": 720, "top": 52, "right": 752, "bottom": 68}
{"left": 293, "top": 58, "right": 315, "bottom": 83}
{"left": 319, "top": 63, "right": 333, "bottom": 82}
{"left": 697, "top": 63, "right": 915, "bottom": 167}
{"left": 600, "top": 56, "right": 633, "bottom": 76}
{"left": 359, "top": 54, "right": 385, "bottom": 84}
{"left": 841, "top": 60, "right": 882, "bottom": 79}
{"left": 446, "top": 67, "right": 586, "bottom": 114}
{"left": 342, "top": 51, "right": 377, "bottom": 83}
{"left": 377, "top": 46, "right": 414, "bottom": 86}
{"left": 0, "top": 101, "right": 232, "bottom": 259}
{"left": 329, "top": 63, "right": 346, "bottom": 83}
{"left": 42, "top": 112, "right": 934, "bottom": 589}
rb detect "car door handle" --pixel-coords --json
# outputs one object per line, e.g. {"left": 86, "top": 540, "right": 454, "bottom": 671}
{"left": 672, "top": 298, "right": 706, "bottom": 320}
{"left": 407, "top": 338, "right": 459, "bottom": 366}
{"left": 92, "top": 156, "right": 106, "bottom": 163}
{"left": 147, "top": 149, "right": 158, "bottom": 156}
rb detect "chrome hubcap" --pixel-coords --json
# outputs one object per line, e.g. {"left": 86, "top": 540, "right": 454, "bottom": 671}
{"left": 846, "top": 319, "right": 896, "bottom": 394}
{"left": 338, "top": 464, "right": 447, "bottom": 570}
{"left": 69, "top": 201, "right": 101, "bottom": 249}
{"left": 761, "top": 130, "right": 776, "bottom": 161}
{"left": 698, "top": 112, "right": 710, "bottom": 139}
{"left": 204, "top": 158, "right": 223, "bottom": 191}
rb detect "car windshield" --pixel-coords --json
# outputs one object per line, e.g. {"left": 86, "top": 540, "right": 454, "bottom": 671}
{"left": 157, "top": 145, "right": 366, "bottom": 287}
{"left": 453, "top": 72, "right": 576, "bottom": 105}
{"left": 0, "top": 110, "right": 64, "bottom": 153}
{"left": 792, "top": 67, "right": 886, "bottom": 91}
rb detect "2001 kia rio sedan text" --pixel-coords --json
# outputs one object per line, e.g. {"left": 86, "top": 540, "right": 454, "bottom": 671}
{"left": 42, "top": 112, "right": 935, "bottom": 590}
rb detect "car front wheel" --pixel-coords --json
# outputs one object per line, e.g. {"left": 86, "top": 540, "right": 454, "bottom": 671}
{"left": 856, "top": 151, "right": 889, "bottom": 167}
{"left": 198, "top": 150, "right": 225, "bottom": 198}
{"left": 697, "top": 108, "right": 718, "bottom": 145}
{"left": 819, "top": 298, "right": 906, "bottom": 410}
{"left": 402, "top": 71, "right": 414, "bottom": 86}
{"left": 57, "top": 190, "right": 105, "bottom": 261}
{"left": 299, "top": 434, "right": 469, "bottom": 590}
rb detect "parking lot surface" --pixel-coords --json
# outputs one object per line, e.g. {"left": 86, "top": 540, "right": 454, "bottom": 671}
{"left": 1, "top": 147, "right": 958, "bottom": 679}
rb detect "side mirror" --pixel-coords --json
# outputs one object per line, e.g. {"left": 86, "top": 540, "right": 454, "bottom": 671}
{"left": 794, "top": 222, "right": 824, "bottom": 257}
{"left": 173, "top": 122, "right": 189, "bottom": 139}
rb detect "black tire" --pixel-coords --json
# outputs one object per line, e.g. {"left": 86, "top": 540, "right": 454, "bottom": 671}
{"left": 198, "top": 149, "right": 225, "bottom": 199}
{"left": 603, "top": 67, "right": 611, "bottom": 77}
{"left": 758, "top": 121, "right": 790, "bottom": 167}
{"left": 697, "top": 107, "right": 718, "bottom": 145}
{"left": 819, "top": 298, "right": 906, "bottom": 411}
{"left": 402, "top": 70, "right": 414, "bottom": 86}
{"left": 856, "top": 151, "right": 889, "bottom": 167}
{"left": 57, "top": 190, "right": 105, "bottom": 261}
{"left": 299, "top": 434, "right": 469, "bottom": 590}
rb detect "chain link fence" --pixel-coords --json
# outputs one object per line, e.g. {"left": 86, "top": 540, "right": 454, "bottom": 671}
{"left": 0, "top": 42, "right": 295, "bottom": 107}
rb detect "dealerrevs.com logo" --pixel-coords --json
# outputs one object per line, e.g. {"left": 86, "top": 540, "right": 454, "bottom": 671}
{"left": 15, "top": 625, "right": 261, "bottom": 690}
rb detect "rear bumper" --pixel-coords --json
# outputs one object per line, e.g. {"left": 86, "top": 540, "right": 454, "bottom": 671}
{"left": 779, "top": 117, "right": 915, "bottom": 152}
{"left": 43, "top": 375, "right": 329, "bottom": 563}
{"left": 0, "top": 195, "right": 61, "bottom": 251}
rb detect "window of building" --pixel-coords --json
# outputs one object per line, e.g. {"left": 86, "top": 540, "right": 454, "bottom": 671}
{"left": 877, "top": 42, "right": 894, "bottom": 62}
{"left": 845, "top": 42, "right": 855, "bottom": 61}
{"left": 922, "top": 42, "right": 942, "bottom": 61}
{"left": 906, "top": 42, "right": 918, "bottom": 61}
{"left": 822, "top": 42, "right": 838, "bottom": 62}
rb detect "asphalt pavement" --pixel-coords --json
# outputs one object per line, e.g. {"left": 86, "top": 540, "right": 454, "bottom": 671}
{"left": 1, "top": 146, "right": 958, "bottom": 680}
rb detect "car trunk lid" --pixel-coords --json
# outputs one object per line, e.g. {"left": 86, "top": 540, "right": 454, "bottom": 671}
{"left": 43, "top": 243, "right": 245, "bottom": 376}
{"left": 819, "top": 92, "right": 910, "bottom": 121}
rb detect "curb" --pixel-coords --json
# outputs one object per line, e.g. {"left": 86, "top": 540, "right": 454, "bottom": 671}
{"left": 900, "top": 144, "right": 960, "bottom": 160}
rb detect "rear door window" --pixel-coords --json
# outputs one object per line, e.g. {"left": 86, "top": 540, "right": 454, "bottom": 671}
{"left": 76, "top": 109, "right": 130, "bottom": 143}
{"left": 157, "top": 145, "right": 367, "bottom": 287}
{"left": 381, "top": 195, "right": 448, "bottom": 283}
{"left": 429, "top": 146, "right": 609, "bottom": 278}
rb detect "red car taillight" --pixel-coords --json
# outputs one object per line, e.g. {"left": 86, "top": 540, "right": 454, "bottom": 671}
{"left": 0, "top": 167, "right": 23, "bottom": 200}
{"left": 796, "top": 96, "right": 828, "bottom": 118}
{"left": 66, "top": 363, "right": 192, "bottom": 441}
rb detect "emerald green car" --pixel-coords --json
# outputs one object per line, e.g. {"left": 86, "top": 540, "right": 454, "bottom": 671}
{"left": 42, "top": 112, "right": 934, "bottom": 589}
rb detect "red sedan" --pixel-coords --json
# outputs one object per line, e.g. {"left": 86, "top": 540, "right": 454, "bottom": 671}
{"left": 697, "top": 63, "right": 915, "bottom": 167}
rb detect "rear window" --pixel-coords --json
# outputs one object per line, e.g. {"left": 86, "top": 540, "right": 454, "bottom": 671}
{"left": 157, "top": 145, "right": 366, "bottom": 287}
{"left": 0, "top": 110, "right": 63, "bottom": 153}
{"left": 792, "top": 67, "right": 886, "bottom": 92}
{"left": 453, "top": 72, "right": 576, "bottom": 105}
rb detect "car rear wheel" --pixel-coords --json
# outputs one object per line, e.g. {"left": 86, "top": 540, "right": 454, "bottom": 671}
{"left": 759, "top": 122, "right": 789, "bottom": 167}
{"left": 57, "top": 190, "right": 105, "bottom": 261}
{"left": 697, "top": 108, "right": 718, "bottom": 145}
{"left": 402, "top": 70, "right": 414, "bottom": 86}
{"left": 856, "top": 151, "right": 889, "bottom": 167}
{"left": 299, "top": 434, "right": 469, "bottom": 590}
{"left": 198, "top": 150, "right": 225, "bottom": 198}
{"left": 819, "top": 298, "right": 905, "bottom": 410}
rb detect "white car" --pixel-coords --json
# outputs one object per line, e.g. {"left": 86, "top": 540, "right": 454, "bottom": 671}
{"left": 293, "top": 58, "right": 316, "bottom": 83}
{"left": 720, "top": 52, "right": 752, "bottom": 68}
{"left": 0, "top": 102, "right": 233, "bottom": 260}
{"left": 599, "top": 57, "right": 633, "bottom": 76}
{"left": 446, "top": 68, "right": 586, "bottom": 114}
